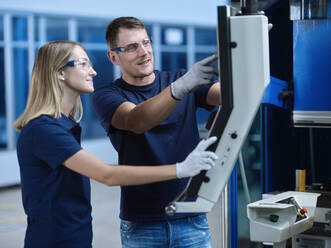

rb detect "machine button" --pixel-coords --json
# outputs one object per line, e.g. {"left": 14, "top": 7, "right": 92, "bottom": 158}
{"left": 269, "top": 214, "right": 279, "bottom": 222}
{"left": 231, "top": 132, "right": 238, "bottom": 139}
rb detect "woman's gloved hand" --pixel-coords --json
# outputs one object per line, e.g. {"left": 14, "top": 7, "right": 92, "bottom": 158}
{"left": 176, "top": 136, "right": 218, "bottom": 178}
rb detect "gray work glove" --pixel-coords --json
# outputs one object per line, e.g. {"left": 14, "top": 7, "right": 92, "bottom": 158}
{"left": 170, "top": 54, "right": 218, "bottom": 100}
{"left": 176, "top": 136, "right": 218, "bottom": 179}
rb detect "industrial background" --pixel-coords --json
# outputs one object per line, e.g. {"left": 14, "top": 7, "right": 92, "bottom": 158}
{"left": 0, "top": 0, "right": 330, "bottom": 247}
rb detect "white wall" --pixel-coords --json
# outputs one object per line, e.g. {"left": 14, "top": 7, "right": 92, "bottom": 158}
{"left": 0, "top": 149, "right": 20, "bottom": 187}
{"left": 0, "top": 0, "right": 229, "bottom": 26}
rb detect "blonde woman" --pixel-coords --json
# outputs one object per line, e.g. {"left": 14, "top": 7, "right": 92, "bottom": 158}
{"left": 13, "top": 40, "right": 217, "bottom": 248}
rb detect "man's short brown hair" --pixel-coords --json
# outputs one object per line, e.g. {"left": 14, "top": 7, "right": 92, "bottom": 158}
{"left": 105, "top": 17, "right": 146, "bottom": 49}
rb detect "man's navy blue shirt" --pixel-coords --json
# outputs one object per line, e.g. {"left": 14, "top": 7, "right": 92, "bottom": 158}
{"left": 17, "top": 114, "right": 92, "bottom": 248}
{"left": 93, "top": 70, "right": 214, "bottom": 222}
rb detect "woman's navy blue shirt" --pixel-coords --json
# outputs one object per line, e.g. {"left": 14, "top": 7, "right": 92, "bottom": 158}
{"left": 16, "top": 114, "right": 92, "bottom": 248}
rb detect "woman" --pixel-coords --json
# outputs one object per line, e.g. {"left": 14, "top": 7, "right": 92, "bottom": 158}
{"left": 13, "top": 40, "right": 217, "bottom": 248}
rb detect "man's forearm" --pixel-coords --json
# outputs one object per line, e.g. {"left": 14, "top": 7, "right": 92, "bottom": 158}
{"left": 126, "top": 86, "right": 179, "bottom": 133}
{"left": 206, "top": 82, "right": 221, "bottom": 106}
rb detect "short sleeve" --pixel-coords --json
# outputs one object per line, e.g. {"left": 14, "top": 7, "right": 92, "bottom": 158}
{"left": 194, "top": 82, "right": 217, "bottom": 111}
{"left": 92, "top": 85, "right": 127, "bottom": 134}
{"left": 31, "top": 123, "right": 82, "bottom": 169}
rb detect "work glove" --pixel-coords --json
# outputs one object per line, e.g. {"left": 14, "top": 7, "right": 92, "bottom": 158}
{"left": 170, "top": 54, "right": 218, "bottom": 100}
{"left": 176, "top": 136, "right": 218, "bottom": 179}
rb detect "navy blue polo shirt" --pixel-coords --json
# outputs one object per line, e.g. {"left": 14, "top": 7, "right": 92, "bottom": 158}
{"left": 17, "top": 114, "right": 92, "bottom": 248}
{"left": 92, "top": 70, "right": 214, "bottom": 222}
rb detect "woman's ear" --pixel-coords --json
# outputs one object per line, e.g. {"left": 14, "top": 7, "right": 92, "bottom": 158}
{"left": 57, "top": 70, "right": 65, "bottom": 81}
{"left": 107, "top": 50, "right": 119, "bottom": 65}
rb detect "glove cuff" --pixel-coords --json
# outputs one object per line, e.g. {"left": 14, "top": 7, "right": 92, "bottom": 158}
{"left": 170, "top": 82, "right": 182, "bottom": 101}
{"left": 175, "top": 162, "right": 183, "bottom": 178}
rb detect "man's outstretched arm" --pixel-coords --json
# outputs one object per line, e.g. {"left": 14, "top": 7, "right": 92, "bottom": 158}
{"left": 111, "top": 54, "right": 218, "bottom": 133}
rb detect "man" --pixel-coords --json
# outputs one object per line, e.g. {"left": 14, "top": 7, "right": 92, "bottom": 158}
{"left": 92, "top": 16, "right": 221, "bottom": 248}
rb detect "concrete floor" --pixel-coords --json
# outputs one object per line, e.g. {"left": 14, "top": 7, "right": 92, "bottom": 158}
{"left": 0, "top": 180, "right": 122, "bottom": 248}
{"left": 0, "top": 180, "right": 223, "bottom": 248}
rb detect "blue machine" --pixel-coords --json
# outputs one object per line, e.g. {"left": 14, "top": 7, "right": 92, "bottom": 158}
{"left": 164, "top": 0, "right": 331, "bottom": 247}
{"left": 259, "top": 0, "right": 331, "bottom": 246}
{"left": 292, "top": 16, "right": 331, "bottom": 127}
{"left": 263, "top": 0, "right": 331, "bottom": 191}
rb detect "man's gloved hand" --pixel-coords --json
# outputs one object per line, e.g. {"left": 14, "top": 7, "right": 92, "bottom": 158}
{"left": 170, "top": 54, "right": 218, "bottom": 100}
{"left": 176, "top": 136, "right": 218, "bottom": 179}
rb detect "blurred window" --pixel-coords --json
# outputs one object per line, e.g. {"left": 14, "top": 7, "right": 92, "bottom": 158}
{"left": 47, "top": 18, "right": 68, "bottom": 41}
{"left": 0, "top": 16, "right": 3, "bottom": 40}
{"left": 145, "top": 25, "right": 152, "bottom": 38}
{"left": 1, "top": 13, "right": 221, "bottom": 146}
{"left": 13, "top": 48, "right": 29, "bottom": 119}
{"left": 13, "top": 17, "right": 27, "bottom": 41}
{"left": 78, "top": 20, "right": 108, "bottom": 43}
{"left": 0, "top": 48, "right": 6, "bottom": 148}
{"left": 161, "top": 52, "right": 186, "bottom": 71}
{"left": 195, "top": 28, "right": 216, "bottom": 45}
{"left": 195, "top": 52, "right": 214, "bottom": 62}
{"left": 80, "top": 50, "right": 113, "bottom": 140}
{"left": 34, "top": 16, "right": 40, "bottom": 42}
{"left": 162, "top": 27, "right": 186, "bottom": 46}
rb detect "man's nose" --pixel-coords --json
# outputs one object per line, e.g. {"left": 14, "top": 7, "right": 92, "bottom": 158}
{"left": 136, "top": 43, "right": 148, "bottom": 55}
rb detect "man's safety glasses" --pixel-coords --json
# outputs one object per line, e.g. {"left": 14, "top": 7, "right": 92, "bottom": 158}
{"left": 111, "top": 38, "right": 152, "bottom": 53}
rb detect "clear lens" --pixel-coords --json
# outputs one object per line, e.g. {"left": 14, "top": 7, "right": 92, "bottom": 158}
{"left": 75, "top": 58, "right": 93, "bottom": 69}
{"left": 122, "top": 38, "right": 151, "bottom": 53}
{"left": 125, "top": 43, "right": 139, "bottom": 53}
{"left": 142, "top": 39, "right": 151, "bottom": 47}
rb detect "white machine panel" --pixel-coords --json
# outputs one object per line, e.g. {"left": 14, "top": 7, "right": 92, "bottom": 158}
{"left": 167, "top": 9, "right": 270, "bottom": 215}
{"left": 199, "top": 14, "right": 270, "bottom": 204}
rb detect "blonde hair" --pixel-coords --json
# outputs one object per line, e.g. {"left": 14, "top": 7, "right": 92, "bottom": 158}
{"left": 13, "top": 40, "right": 84, "bottom": 131}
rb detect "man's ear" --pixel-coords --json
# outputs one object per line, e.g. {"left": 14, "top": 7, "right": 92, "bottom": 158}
{"left": 107, "top": 50, "right": 120, "bottom": 65}
{"left": 57, "top": 70, "right": 66, "bottom": 81}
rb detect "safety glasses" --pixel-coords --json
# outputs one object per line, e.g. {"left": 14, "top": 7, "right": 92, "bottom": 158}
{"left": 111, "top": 38, "right": 152, "bottom": 53}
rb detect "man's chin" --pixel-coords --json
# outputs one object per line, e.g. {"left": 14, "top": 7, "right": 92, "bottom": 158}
{"left": 137, "top": 69, "right": 154, "bottom": 78}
